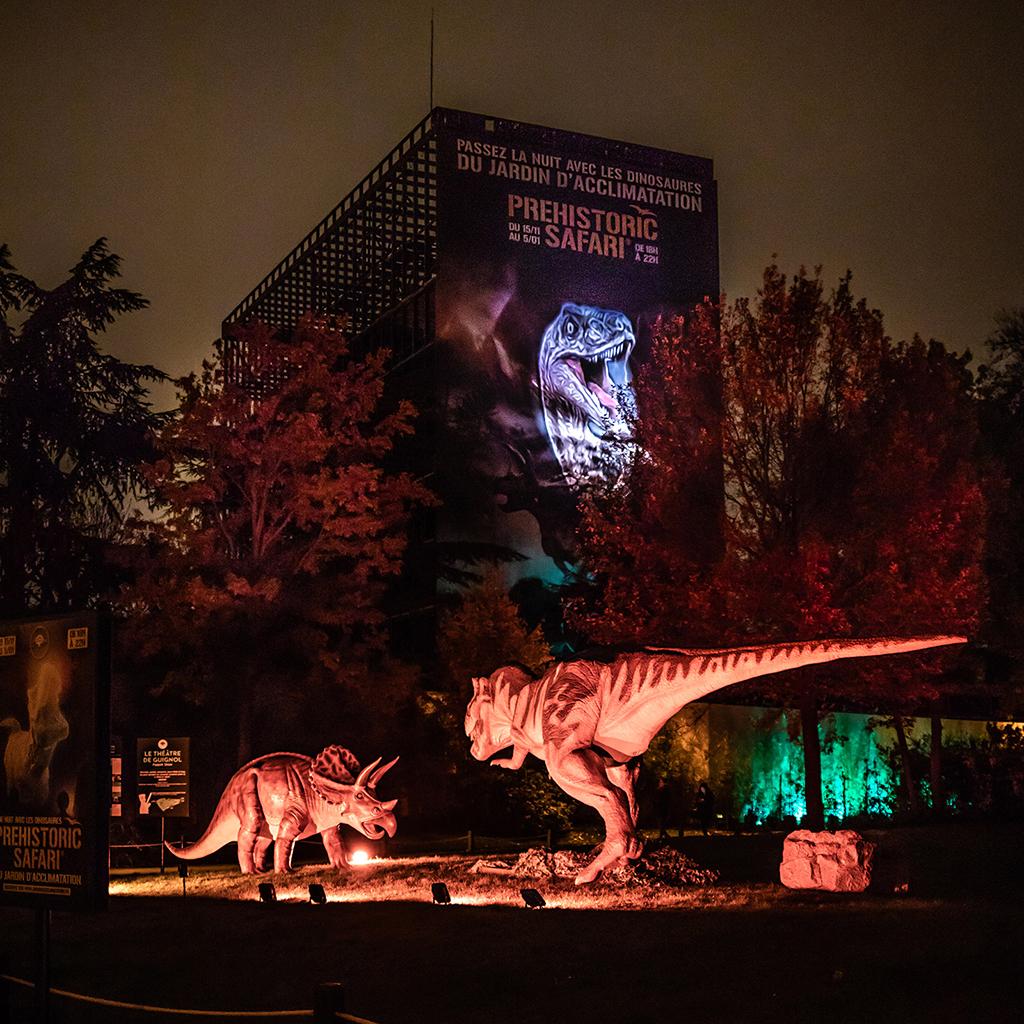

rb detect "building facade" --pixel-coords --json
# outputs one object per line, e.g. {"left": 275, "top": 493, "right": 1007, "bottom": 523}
{"left": 223, "top": 108, "right": 720, "bottom": 598}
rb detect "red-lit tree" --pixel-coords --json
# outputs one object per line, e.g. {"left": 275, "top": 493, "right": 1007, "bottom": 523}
{"left": 122, "top": 315, "right": 430, "bottom": 764}
{"left": 836, "top": 337, "right": 987, "bottom": 814}
{"left": 571, "top": 267, "right": 986, "bottom": 827}
{"left": 569, "top": 301, "right": 724, "bottom": 647}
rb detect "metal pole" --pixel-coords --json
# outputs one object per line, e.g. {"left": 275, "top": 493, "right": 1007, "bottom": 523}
{"left": 33, "top": 909, "right": 49, "bottom": 1024}
{"left": 160, "top": 818, "right": 165, "bottom": 874}
{"left": 429, "top": 9, "right": 434, "bottom": 109}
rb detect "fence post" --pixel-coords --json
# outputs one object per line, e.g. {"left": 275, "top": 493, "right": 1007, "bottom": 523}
{"left": 466, "top": 830, "right": 473, "bottom": 854}
{"left": 314, "top": 982, "right": 346, "bottom": 1022}
{"left": 546, "top": 828, "right": 554, "bottom": 851}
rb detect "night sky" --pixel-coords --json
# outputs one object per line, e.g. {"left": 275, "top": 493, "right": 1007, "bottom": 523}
{"left": 2, "top": 1, "right": 1021, "bottom": 405}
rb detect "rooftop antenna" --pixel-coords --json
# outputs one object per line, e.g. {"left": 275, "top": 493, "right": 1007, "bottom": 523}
{"left": 429, "top": 8, "right": 435, "bottom": 110}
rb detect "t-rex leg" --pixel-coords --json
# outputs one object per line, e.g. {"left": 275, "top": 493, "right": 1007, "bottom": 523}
{"left": 547, "top": 745, "right": 642, "bottom": 885}
{"left": 273, "top": 806, "right": 308, "bottom": 873}
{"left": 236, "top": 770, "right": 267, "bottom": 874}
{"left": 606, "top": 758, "right": 641, "bottom": 829}
{"left": 320, "top": 826, "right": 348, "bottom": 870}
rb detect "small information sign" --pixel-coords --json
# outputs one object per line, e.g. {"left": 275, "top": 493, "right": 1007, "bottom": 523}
{"left": 110, "top": 738, "right": 123, "bottom": 818}
{"left": 136, "top": 737, "right": 190, "bottom": 817}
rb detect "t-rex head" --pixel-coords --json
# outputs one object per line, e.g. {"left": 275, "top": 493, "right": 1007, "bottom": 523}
{"left": 308, "top": 745, "right": 399, "bottom": 839}
{"left": 464, "top": 668, "right": 532, "bottom": 762}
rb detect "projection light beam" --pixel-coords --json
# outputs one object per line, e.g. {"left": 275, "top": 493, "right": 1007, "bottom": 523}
{"left": 167, "top": 746, "right": 398, "bottom": 874}
{"left": 465, "top": 635, "right": 966, "bottom": 884}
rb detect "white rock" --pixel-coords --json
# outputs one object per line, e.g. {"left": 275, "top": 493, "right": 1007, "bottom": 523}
{"left": 780, "top": 829, "right": 875, "bottom": 892}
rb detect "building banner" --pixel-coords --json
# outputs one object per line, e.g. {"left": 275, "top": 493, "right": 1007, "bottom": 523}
{"left": 435, "top": 111, "right": 720, "bottom": 584}
{"left": 0, "top": 610, "right": 109, "bottom": 910}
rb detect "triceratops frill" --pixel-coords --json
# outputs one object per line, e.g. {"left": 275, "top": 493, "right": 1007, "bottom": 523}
{"left": 166, "top": 745, "right": 398, "bottom": 874}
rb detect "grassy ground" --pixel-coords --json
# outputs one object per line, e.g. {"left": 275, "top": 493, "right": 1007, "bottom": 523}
{"left": 1, "top": 824, "right": 1021, "bottom": 1023}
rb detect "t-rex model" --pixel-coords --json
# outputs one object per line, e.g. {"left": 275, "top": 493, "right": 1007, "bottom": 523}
{"left": 167, "top": 745, "right": 398, "bottom": 874}
{"left": 465, "top": 635, "right": 966, "bottom": 884}
{"left": 538, "top": 303, "right": 636, "bottom": 489}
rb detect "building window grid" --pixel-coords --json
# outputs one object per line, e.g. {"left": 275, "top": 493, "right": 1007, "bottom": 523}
{"left": 223, "top": 114, "right": 437, "bottom": 391}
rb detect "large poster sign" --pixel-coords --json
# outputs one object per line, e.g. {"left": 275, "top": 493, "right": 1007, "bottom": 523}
{"left": 435, "top": 111, "right": 719, "bottom": 583}
{"left": 136, "top": 737, "right": 190, "bottom": 817}
{"left": 0, "top": 610, "right": 109, "bottom": 909}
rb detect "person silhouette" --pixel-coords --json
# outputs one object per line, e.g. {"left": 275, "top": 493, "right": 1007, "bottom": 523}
{"left": 655, "top": 777, "right": 671, "bottom": 840}
{"left": 694, "top": 781, "right": 715, "bottom": 836}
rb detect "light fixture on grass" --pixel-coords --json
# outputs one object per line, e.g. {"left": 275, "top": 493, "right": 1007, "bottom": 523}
{"left": 520, "top": 887, "right": 545, "bottom": 909}
{"left": 348, "top": 849, "right": 370, "bottom": 866}
{"left": 431, "top": 882, "right": 452, "bottom": 905}
{"left": 308, "top": 884, "right": 327, "bottom": 905}
{"left": 258, "top": 882, "right": 277, "bottom": 903}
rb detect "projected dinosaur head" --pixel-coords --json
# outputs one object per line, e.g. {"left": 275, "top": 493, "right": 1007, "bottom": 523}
{"left": 539, "top": 303, "right": 636, "bottom": 488}
{"left": 308, "top": 745, "right": 398, "bottom": 839}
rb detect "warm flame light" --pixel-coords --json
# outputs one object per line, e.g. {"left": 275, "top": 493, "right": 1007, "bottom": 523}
{"left": 349, "top": 849, "right": 370, "bottom": 866}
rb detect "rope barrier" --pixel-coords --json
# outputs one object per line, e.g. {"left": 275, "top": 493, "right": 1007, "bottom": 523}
{"left": 1, "top": 974, "right": 386, "bottom": 1022}
{"left": 2, "top": 975, "right": 310, "bottom": 1016}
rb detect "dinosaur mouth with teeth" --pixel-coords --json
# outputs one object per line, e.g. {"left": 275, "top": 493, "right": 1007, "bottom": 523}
{"left": 539, "top": 303, "right": 636, "bottom": 488}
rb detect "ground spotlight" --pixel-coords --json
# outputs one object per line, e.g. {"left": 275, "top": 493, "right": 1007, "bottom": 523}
{"left": 520, "top": 887, "right": 545, "bottom": 909}
{"left": 308, "top": 884, "right": 327, "bottom": 905}
{"left": 258, "top": 882, "right": 277, "bottom": 903}
{"left": 431, "top": 882, "right": 452, "bottom": 905}
{"left": 348, "top": 849, "right": 370, "bottom": 866}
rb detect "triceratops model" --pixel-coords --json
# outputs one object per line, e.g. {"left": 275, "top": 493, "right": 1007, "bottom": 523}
{"left": 466, "top": 635, "right": 965, "bottom": 884}
{"left": 167, "top": 745, "right": 398, "bottom": 874}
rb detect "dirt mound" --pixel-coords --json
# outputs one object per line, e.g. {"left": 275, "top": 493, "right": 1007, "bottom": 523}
{"left": 509, "top": 844, "right": 719, "bottom": 887}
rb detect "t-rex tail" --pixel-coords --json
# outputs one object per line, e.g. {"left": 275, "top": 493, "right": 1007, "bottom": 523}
{"left": 597, "top": 635, "right": 967, "bottom": 761}
{"left": 164, "top": 793, "right": 239, "bottom": 861}
{"left": 645, "top": 634, "right": 967, "bottom": 708}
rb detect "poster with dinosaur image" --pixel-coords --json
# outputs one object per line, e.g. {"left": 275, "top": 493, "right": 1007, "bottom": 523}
{"left": 435, "top": 111, "right": 720, "bottom": 585}
{"left": 0, "top": 610, "right": 109, "bottom": 910}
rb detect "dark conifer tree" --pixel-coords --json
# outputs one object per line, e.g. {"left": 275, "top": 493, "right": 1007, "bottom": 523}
{"left": 0, "top": 239, "right": 166, "bottom": 613}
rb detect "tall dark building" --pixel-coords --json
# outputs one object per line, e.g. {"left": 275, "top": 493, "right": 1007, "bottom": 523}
{"left": 223, "top": 108, "right": 719, "bottom": 638}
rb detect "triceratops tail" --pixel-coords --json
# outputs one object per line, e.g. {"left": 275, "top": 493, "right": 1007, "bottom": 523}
{"left": 164, "top": 798, "right": 239, "bottom": 862}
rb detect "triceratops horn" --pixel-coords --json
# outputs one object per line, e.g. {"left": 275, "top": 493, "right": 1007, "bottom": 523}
{"left": 380, "top": 798, "right": 398, "bottom": 812}
{"left": 368, "top": 755, "right": 399, "bottom": 789}
{"left": 355, "top": 757, "right": 382, "bottom": 789}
